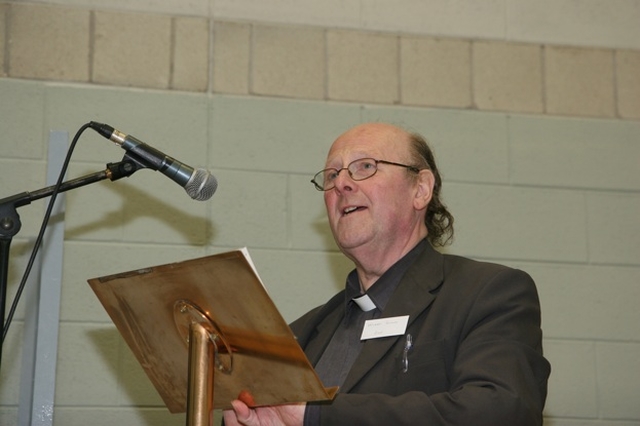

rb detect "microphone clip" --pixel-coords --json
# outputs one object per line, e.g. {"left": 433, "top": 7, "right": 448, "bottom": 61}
{"left": 105, "top": 153, "right": 151, "bottom": 182}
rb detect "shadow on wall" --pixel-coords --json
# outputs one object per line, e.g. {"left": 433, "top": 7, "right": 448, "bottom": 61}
{"left": 64, "top": 180, "right": 211, "bottom": 246}
{"left": 86, "top": 327, "right": 186, "bottom": 425}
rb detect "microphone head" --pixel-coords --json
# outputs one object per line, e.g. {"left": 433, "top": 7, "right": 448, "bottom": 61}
{"left": 185, "top": 169, "right": 218, "bottom": 201}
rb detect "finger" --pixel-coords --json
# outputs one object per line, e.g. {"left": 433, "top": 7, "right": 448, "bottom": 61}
{"left": 230, "top": 399, "right": 254, "bottom": 424}
{"left": 223, "top": 409, "right": 242, "bottom": 426}
{"left": 238, "top": 389, "right": 256, "bottom": 407}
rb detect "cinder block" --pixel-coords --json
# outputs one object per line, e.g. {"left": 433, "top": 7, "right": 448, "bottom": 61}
{"left": 5, "top": 237, "right": 49, "bottom": 322}
{"left": 327, "top": 29, "right": 399, "bottom": 104}
{"left": 446, "top": 183, "right": 588, "bottom": 262}
{"left": 597, "top": 342, "right": 640, "bottom": 419}
{"left": 62, "top": 241, "right": 205, "bottom": 323}
{"left": 212, "top": 21, "right": 250, "bottom": 94}
{"left": 118, "top": 171, "right": 210, "bottom": 245}
{"left": 473, "top": 41, "right": 543, "bottom": 113}
{"left": 93, "top": 10, "right": 171, "bottom": 89}
{"left": 64, "top": 162, "right": 209, "bottom": 245}
{"left": 507, "top": 0, "right": 640, "bottom": 50}
{"left": 208, "top": 169, "right": 289, "bottom": 248}
{"left": 587, "top": 192, "right": 640, "bottom": 265}
{"left": 0, "top": 160, "right": 47, "bottom": 237}
{"left": 172, "top": 16, "right": 209, "bottom": 92}
{"left": 252, "top": 24, "right": 325, "bottom": 100}
{"left": 543, "top": 340, "right": 597, "bottom": 418}
{"left": 55, "top": 323, "right": 120, "bottom": 405}
{"left": 8, "top": 3, "right": 90, "bottom": 82}
{"left": 400, "top": 36, "right": 472, "bottom": 108}
{"left": 213, "top": 0, "right": 360, "bottom": 28}
{"left": 42, "top": 86, "right": 211, "bottom": 245}
{"left": 53, "top": 408, "right": 183, "bottom": 426}
{"left": 0, "top": 4, "right": 6, "bottom": 77}
{"left": 526, "top": 263, "right": 640, "bottom": 341}
{"left": 0, "top": 79, "right": 46, "bottom": 159}
{"left": 509, "top": 115, "right": 640, "bottom": 191}
{"left": 0, "top": 410, "right": 17, "bottom": 426}
{"left": 361, "top": 106, "right": 510, "bottom": 184}
{"left": 61, "top": 165, "right": 127, "bottom": 242}
{"left": 290, "top": 173, "right": 338, "bottom": 251}
{"left": 0, "top": 323, "right": 23, "bottom": 404}
{"left": 616, "top": 49, "right": 640, "bottom": 119}
{"left": 209, "top": 95, "right": 361, "bottom": 174}
{"left": 361, "top": 0, "right": 505, "bottom": 40}
{"left": 44, "top": 85, "right": 210, "bottom": 164}
{"left": 246, "top": 248, "right": 352, "bottom": 322}
{"left": 545, "top": 46, "right": 615, "bottom": 117}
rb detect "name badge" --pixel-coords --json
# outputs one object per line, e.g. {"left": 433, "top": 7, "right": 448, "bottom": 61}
{"left": 361, "top": 315, "right": 409, "bottom": 340}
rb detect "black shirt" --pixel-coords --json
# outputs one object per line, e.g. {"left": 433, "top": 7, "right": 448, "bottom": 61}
{"left": 305, "top": 239, "right": 428, "bottom": 425}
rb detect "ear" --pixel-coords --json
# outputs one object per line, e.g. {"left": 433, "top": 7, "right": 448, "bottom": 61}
{"left": 413, "top": 169, "right": 435, "bottom": 211}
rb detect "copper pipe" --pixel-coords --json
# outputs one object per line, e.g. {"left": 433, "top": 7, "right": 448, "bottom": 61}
{"left": 186, "top": 322, "right": 215, "bottom": 426}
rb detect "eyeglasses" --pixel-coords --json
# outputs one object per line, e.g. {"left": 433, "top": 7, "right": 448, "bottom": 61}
{"left": 311, "top": 158, "right": 422, "bottom": 191}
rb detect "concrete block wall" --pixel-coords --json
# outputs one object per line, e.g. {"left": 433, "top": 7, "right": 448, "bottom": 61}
{"left": 0, "top": 1, "right": 639, "bottom": 425}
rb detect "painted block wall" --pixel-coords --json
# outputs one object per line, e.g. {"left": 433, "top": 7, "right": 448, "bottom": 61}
{"left": 0, "top": 1, "right": 639, "bottom": 425}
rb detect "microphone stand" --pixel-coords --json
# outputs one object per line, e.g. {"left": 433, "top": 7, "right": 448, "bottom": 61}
{"left": 0, "top": 153, "right": 149, "bottom": 368}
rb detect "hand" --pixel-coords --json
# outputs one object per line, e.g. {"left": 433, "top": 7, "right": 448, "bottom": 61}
{"left": 223, "top": 399, "right": 306, "bottom": 426}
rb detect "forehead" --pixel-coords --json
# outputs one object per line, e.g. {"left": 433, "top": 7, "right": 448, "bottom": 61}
{"left": 326, "top": 124, "right": 410, "bottom": 164}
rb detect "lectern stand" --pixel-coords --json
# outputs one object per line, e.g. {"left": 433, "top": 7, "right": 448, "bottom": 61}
{"left": 179, "top": 301, "right": 220, "bottom": 426}
{"left": 88, "top": 249, "right": 337, "bottom": 426}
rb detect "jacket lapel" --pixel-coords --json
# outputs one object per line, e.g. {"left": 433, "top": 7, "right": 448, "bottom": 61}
{"left": 339, "top": 244, "right": 445, "bottom": 393}
{"left": 297, "top": 291, "right": 345, "bottom": 365}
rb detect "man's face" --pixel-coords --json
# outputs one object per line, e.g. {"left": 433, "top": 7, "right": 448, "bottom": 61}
{"left": 323, "top": 124, "right": 424, "bottom": 257}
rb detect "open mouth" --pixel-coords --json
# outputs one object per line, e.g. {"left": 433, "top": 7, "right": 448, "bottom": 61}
{"left": 343, "top": 206, "right": 366, "bottom": 215}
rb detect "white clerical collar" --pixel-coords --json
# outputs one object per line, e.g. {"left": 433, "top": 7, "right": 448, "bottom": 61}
{"left": 352, "top": 294, "right": 377, "bottom": 312}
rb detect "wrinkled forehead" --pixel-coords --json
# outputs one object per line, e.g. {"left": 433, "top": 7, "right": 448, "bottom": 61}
{"left": 326, "top": 123, "right": 411, "bottom": 165}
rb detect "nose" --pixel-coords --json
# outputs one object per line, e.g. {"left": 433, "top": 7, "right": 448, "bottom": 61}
{"left": 332, "top": 168, "right": 354, "bottom": 191}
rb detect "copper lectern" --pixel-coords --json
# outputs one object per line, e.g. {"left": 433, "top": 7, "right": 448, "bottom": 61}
{"left": 88, "top": 249, "right": 337, "bottom": 426}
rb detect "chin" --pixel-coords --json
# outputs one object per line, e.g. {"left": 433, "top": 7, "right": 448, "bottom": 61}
{"left": 336, "top": 234, "right": 372, "bottom": 252}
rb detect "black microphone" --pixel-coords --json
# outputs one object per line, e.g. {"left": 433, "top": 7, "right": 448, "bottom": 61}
{"left": 89, "top": 121, "right": 218, "bottom": 201}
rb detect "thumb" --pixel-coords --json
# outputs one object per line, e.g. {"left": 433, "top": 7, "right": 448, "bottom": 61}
{"left": 231, "top": 399, "right": 256, "bottom": 425}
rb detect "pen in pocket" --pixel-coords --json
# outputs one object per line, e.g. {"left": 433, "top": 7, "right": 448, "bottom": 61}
{"left": 402, "top": 333, "right": 413, "bottom": 373}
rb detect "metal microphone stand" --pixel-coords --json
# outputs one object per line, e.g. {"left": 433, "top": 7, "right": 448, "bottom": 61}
{"left": 0, "top": 153, "right": 148, "bottom": 368}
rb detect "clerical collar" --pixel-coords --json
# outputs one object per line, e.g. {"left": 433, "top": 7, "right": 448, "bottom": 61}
{"left": 345, "top": 239, "right": 428, "bottom": 313}
{"left": 352, "top": 294, "right": 377, "bottom": 312}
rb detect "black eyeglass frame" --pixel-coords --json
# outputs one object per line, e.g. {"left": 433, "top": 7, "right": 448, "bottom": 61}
{"left": 310, "top": 158, "right": 423, "bottom": 191}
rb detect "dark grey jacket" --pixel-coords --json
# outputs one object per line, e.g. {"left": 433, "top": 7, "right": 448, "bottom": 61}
{"left": 290, "top": 243, "right": 551, "bottom": 425}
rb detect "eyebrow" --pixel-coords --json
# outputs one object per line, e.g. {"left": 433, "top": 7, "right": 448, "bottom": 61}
{"left": 325, "top": 152, "right": 372, "bottom": 168}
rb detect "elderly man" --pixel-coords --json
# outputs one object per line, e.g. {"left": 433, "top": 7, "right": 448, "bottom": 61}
{"left": 224, "top": 123, "right": 550, "bottom": 426}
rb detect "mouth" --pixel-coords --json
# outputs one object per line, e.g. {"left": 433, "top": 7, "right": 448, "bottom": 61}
{"left": 342, "top": 206, "right": 366, "bottom": 216}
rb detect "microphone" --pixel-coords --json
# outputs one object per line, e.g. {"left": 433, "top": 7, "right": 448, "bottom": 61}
{"left": 89, "top": 121, "right": 217, "bottom": 201}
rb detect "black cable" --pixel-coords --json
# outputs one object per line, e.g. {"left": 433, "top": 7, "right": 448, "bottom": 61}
{"left": 2, "top": 122, "right": 92, "bottom": 342}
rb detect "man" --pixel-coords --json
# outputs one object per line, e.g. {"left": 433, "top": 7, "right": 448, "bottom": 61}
{"left": 224, "top": 123, "right": 551, "bottom": 425}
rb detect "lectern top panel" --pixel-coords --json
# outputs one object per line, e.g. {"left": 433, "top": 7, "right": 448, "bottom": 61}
{"left": 88, "top": 249, "right": 336, "bottom": 413}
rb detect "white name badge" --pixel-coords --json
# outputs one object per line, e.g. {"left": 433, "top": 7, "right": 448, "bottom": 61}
{"left": 361, "top": 315, "right": 409, "bottom": 340}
